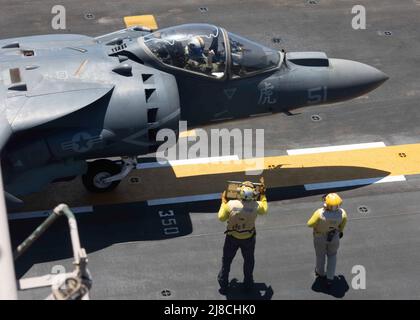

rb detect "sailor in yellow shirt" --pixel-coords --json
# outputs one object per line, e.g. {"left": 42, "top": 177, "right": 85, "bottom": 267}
{"left": 217, "top": 178, "right": 268, "bottom": 293}
{"left": 307, "top": 193, "right": 347, "bottom": 287}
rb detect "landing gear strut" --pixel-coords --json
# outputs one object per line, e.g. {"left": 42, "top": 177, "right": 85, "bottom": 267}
{"left": 81, "top": 157, "right": 138, "bottom": 193}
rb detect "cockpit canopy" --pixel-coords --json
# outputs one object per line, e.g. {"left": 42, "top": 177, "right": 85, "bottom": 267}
{"left": 143, "top": 24, "right": 280, "bottom": 78}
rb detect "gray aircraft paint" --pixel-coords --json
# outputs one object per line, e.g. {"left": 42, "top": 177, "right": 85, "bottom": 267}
{"left": 0, "top": 24, "right": 388, "bottom": 202}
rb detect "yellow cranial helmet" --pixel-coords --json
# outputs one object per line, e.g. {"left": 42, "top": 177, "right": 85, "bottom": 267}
{"left": 323, "top": 193, "right": 342, "bottom": 210}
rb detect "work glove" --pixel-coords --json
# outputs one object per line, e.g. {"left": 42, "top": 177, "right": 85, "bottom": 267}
{"left": 259, "top": 176, "right": 266, "bottom": 195}
{"left": 221, "top": 191, "right": 228, "bottom": 204}
{"left": 339, "top": 232, "right": 343, "bottom": 239}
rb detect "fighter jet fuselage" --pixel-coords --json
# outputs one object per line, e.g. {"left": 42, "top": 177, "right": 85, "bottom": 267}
{"left": 0, "top": 24, "right": 388, "bottom": 200}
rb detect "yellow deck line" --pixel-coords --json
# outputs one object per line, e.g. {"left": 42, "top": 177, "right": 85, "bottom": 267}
{"left": 16, "top": 143, "right": 420, "bottom": 212}
{"left": 170, "top": 144, "right": 419, "bottom": 178}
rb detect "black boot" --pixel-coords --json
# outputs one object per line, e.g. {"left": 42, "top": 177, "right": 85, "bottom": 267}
{"left": 218, "top": 275, "right": 229, "bottom": 295}
{"left": 243, "top": 278, "right": 255, "bottom": 291}
{"left": 326, "top": 278, "right": 333, "bottom": 290}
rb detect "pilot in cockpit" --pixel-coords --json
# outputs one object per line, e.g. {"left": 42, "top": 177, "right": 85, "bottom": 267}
{"left": 184, "top": 36, "right": 215, "bottom": 74}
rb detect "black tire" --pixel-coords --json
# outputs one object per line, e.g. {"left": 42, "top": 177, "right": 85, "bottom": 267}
{"left": 82, "top": 159, "right": 122, "bottom": 193}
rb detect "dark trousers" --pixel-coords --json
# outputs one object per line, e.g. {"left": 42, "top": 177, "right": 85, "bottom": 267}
{"left": 218, "top": 234, "right": 256, "bottom": 288}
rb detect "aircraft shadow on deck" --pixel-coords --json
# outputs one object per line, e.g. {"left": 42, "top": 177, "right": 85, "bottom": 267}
{"left": 10, "top": 201, "right": 194, "bottom": 278}
{"left": 186, "top": 165, "right": 391, "bottom": 212}
{"left": 10, "top": 165, "right": 389, "bottom": 277}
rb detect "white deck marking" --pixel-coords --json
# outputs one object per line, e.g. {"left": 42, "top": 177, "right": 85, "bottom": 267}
{"left": 287, "top": 142, "right": 386, "bottom": 155}
{"left": 8, "top": 206, "right": 93, "bottom": 221}
{"left": 304, "top": 175, "right": 407, "bottom": 191}
{"left": 137, "top": 155, "right": 240, "bottom": 169}
{"left": 147, "top": 193, "right": 220, "bottom": 206}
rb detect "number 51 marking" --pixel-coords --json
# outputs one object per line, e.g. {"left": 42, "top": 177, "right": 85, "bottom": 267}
{"left": 308, "top": 86, "right": 327, "bottom": 104}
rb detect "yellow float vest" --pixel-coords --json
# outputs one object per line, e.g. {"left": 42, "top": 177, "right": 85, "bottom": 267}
{"left": 218, "top": 195, "right": 268, "bottom": 239}
{"left": 307, "top": 208, "right": 347, "bottom": 236}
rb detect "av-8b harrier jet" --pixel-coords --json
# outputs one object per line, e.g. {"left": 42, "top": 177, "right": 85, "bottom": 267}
{"left": 0, "top": 23, "right": 388, "bottom": 204}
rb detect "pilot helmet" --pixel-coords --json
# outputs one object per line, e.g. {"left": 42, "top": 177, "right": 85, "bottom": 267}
{"left": 187, "top": 36, "right": 205, "bottom": 56}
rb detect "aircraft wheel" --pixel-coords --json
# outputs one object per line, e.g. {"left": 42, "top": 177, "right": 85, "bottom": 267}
{"left": 82, "top": 160, "right": 122, "bottom": 193}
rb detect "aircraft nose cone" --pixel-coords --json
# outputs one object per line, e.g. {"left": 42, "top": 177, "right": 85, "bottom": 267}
{"left": 327, "top": 58, "right": 388, "bottom": 102}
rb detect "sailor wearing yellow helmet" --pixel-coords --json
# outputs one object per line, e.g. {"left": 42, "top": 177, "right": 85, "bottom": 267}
{"left": 217, "top": 177, "right": 268, "bottom": 294}
{"left": 307, "top": 193, "right": 348, "bottom": 288}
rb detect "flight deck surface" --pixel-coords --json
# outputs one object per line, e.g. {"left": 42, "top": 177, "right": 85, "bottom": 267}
{"left": 3, "top": 0, "right": 420, "bottom": 299}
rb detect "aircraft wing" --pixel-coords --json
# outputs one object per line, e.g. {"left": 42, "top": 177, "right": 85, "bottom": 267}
{"left": 1, "top": 80, "right": 114, "bottom": 206}
{"left": 7, "top": 80, "right": 114, "bottom": 132}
